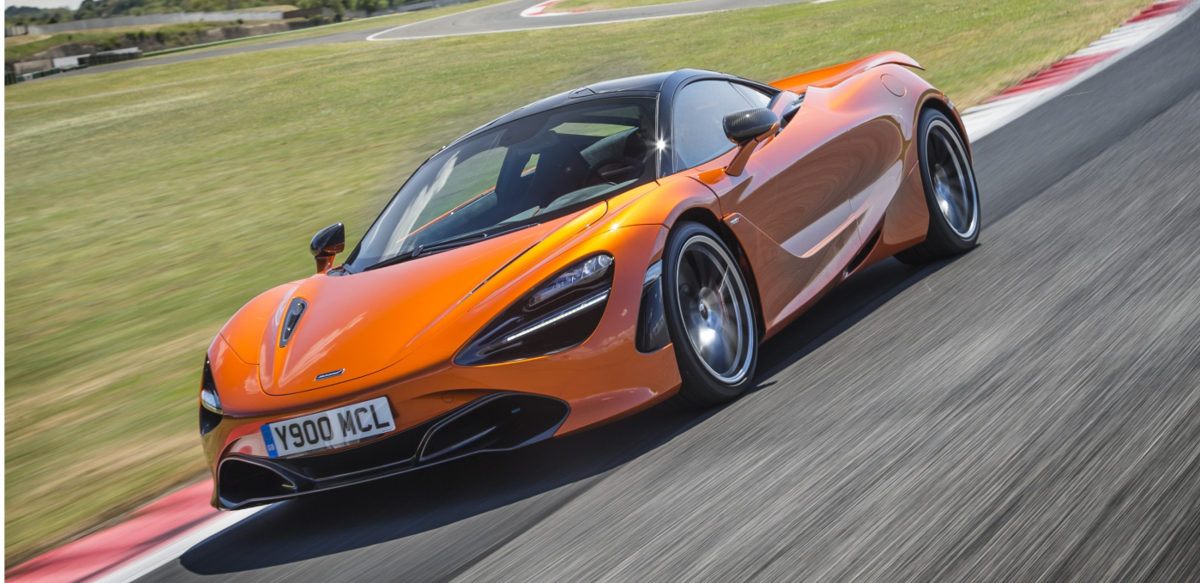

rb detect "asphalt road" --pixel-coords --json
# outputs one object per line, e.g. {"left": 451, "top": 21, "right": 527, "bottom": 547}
{"left": 51, "top": 0, "right": 814, "bottom": 79}
{"left": 137, "top": 8, "right": 1200, "bottom": 583}
{"left": 365, "top": 0, "right": 819, "bottom": 40}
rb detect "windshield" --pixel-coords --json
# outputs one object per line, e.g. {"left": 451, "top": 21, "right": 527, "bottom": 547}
{"left": 345, "top": 97, "right": 659, "bottom": 271}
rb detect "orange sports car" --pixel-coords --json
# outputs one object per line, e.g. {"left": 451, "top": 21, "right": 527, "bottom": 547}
{"left": 201, "top": 51, "right": 980, "bottom": 509}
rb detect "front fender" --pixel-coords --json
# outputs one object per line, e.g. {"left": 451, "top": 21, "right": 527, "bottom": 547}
{"left": 604, "top": 173, "right": 723, "bottom": 230}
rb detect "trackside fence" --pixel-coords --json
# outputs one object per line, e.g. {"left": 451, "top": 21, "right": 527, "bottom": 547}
{"left": 5, "top": 49, "right": 141, "bottom": 85}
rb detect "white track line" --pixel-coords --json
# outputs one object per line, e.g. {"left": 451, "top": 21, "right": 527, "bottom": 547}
{"left": 367, "top": 0, "right": 826, "bottom": 41}
{"left": 93, "top": 506, "right": 267, "bottom": 583}
{"left": 367, "top": 9, "right": 737, "bottom": 40}
{"left": 520, "top": 0, "right": 565, "bottom": 16}
{"left": 366, "top": 0, "right": 523, "bottom": 41}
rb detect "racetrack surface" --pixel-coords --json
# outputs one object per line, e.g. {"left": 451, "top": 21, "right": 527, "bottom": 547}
{"left": 135, "top": 9, "right": 1200, "bottom": 582}
{"left": 364, "top": 0, "right": 816, "bottom": 39}
{"left": 49, "top": 0, "right": 816, "bottom": 79}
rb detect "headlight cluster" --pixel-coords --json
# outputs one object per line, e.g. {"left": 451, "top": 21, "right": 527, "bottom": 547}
{"left": 200, "top": 358, "right": 222, "bottom": 435}
{"left": 456, "top": 253, "right": 615, "bottom": 366}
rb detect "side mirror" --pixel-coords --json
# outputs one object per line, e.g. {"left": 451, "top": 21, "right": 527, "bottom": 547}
{"left": 310, "top": 223, "right": 345, "bottom": 274}
{"left": 722, "top": 108, "right": 780, "bottom": 177}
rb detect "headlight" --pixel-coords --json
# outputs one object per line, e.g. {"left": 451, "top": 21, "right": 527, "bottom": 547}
{"left": 529, "top": 254, "right": 613, "bottom": 307}
{"left": 456, "top": 253, "right": 615, "bottom": 366}
{"left": 200, "top": 358, "right": 222, "bottom": 435}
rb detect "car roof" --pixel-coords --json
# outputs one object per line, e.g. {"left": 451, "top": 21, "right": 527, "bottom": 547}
{"left": 451, "top": 69, "right": 715, "bottom": 143}
{"left": 444, "top": 69, "right": 781, "bottom": 162}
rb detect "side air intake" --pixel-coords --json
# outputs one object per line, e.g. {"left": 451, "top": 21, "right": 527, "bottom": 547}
{"left": 218, "top": 458, "right": 300, "bottom": 508}
{"left": 417, "top": 394, "right": 569, "bottom": 463}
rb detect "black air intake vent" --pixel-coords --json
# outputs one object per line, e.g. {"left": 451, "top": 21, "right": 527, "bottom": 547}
{"left": 279, "top": 298, "right": 307, "bottom": 348}
{"left": 199, "top": 359, "right": 222, "bottom": 436}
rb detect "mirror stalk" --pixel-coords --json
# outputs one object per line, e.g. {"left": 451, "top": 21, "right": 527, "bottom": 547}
{"left": 721, "top": 108, "right": 782, "bottom": 177}
{"left": 726, "top": 123, "right": 779, "bottom": 177}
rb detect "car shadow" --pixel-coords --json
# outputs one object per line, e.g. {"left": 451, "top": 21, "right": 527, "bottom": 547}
{"left": 180, "top": 256, "right": 955, "bottom": 576}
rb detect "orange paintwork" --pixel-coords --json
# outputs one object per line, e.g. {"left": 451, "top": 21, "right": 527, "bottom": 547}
{"left": 202, "top": 53, "right": 964, "bottom": 506}
{"left": 771, "top": 51, "right": 924, "bottom": 95}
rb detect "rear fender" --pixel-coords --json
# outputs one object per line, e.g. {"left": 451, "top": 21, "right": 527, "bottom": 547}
{"left": 771, "top": 51, "right": 923, "bottom": 94}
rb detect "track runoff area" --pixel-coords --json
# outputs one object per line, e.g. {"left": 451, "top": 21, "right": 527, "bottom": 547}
{"left": 7, "top": 1, "right": 1199, "bottom": 582}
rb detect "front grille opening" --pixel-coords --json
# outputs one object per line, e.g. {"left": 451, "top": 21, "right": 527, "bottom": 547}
{"left": 219, "top": 459, "right": 297, "bottom": 507}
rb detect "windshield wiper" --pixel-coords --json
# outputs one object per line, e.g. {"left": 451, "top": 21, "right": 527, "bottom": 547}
{"left": 363, "top": 222, "right": 539, "bottom": 272}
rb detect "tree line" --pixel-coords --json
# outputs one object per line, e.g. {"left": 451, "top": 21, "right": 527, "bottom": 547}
{"left": 5, "top": 0, "right": 421, "bottom": 25}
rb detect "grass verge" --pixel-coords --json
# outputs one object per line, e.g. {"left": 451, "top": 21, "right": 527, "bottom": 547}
{"left": 4, "top": 0, "right": 1150, "bottom": 566}
{"left": 545, "top": 0, "right": 691, "bottom": 12}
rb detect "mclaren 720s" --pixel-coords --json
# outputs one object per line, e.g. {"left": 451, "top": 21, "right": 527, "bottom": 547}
{"left": 200, "top": 51, "right": 981, "bottom": 509}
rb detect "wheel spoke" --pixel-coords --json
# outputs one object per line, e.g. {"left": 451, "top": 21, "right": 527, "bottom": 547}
{"left": 926, "top": 124, "right": 977, "bottom": 239}
{"left": 674, "top": 236, "right": 756, "bottom": 384}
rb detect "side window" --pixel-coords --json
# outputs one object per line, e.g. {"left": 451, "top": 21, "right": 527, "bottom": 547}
{"left": 732, "top": 83, "right": 772, "bottom": 108}
{"left": 673, "top": 81, "right": 759, "bottom": 169}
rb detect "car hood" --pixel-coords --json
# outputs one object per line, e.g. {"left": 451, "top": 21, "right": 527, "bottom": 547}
{"left": 254, "top": 212, "right": 598, "bottom": 396}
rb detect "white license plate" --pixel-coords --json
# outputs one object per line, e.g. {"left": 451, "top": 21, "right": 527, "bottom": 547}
{"left": 260, "top": 397, "right": 395, "bottom": 458}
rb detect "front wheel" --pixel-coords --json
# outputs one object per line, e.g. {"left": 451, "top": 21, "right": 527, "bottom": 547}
{"left": 896, "top": 108, "right": 981, "bottom": 264}
{"left": 662, "top": 222, "right": 758, "bottom": 408}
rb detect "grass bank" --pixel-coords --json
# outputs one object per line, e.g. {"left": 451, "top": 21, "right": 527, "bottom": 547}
{"left": 4, "top": 0, "right": 1149, "bottom": 566}
{"left": 545, "top": 0, "right": 690, "bottom": 13}
{"left": 4, "top": 21, "right": 240, "bottom": 60}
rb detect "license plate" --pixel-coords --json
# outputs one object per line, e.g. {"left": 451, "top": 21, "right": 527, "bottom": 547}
{"left": 261, "top": 397, "right": 395, "bottom": 458}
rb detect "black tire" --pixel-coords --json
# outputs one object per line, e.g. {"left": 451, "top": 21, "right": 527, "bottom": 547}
{"left": 661, "top": 222, "right": 758, "bottom": 408}
{"left": 895, "top": 108, "right": 981, "bottom": 265}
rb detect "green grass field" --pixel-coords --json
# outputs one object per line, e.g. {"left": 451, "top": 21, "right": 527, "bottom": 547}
{"left": 545, "top": 0, "right": 691, "bottom": 12}
{"left": 4, "top": 0, "right": 1149, "bottom": 566}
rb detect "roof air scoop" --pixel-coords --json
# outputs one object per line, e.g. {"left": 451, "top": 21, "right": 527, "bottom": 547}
{"left": 279, "top": 298, "right": 307, "bottom": 348}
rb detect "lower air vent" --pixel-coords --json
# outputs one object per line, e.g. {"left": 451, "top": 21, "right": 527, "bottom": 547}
{"left": 845, "top": 229, "right": 881, "bottom": 276}
{"left": 218, "top": 459, "right": 298, "bottom": 508}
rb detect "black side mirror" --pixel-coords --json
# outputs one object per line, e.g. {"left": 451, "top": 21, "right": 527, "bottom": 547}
{"left": 724, "top": 108, "right": 780, "bottom": 144}
{"left": 310, "top": 223, "right": 345, "bottom": 274}
{"left": 722, "top": 108, "right": 780, "bottom": 177}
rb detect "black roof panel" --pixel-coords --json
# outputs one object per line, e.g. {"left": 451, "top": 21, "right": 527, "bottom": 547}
{"left": 586, "top": 71, "right": 674, "bottom": 94}
{"left": 452, "top": 69, "right": 731, "bottom": 146}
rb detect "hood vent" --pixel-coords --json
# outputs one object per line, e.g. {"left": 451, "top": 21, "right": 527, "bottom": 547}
{"left": 279, "top": 298, "right": 307, "bottom": 348}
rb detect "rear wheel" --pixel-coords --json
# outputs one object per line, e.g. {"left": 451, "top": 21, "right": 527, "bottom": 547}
{"left": 896, "top": 108, "right": 981, "bottom": 264}
{"left": 662, "top": 222, "right": 758, "bottom": 408}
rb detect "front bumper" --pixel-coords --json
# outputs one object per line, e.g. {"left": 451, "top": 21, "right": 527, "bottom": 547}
{"left": 214, "top": 392, "right": 569, "bottom": 509}
{"left": 205, "top": 223, "right": 684, "bottom": 509}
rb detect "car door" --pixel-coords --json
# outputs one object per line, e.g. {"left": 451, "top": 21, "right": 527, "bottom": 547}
{"left": 671, "top": 79, "right": 862, "bottom": 330}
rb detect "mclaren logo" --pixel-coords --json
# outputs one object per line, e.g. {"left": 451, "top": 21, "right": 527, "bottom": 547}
{"left": 315, "top": 369, "right": 345, "bottom": 381}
